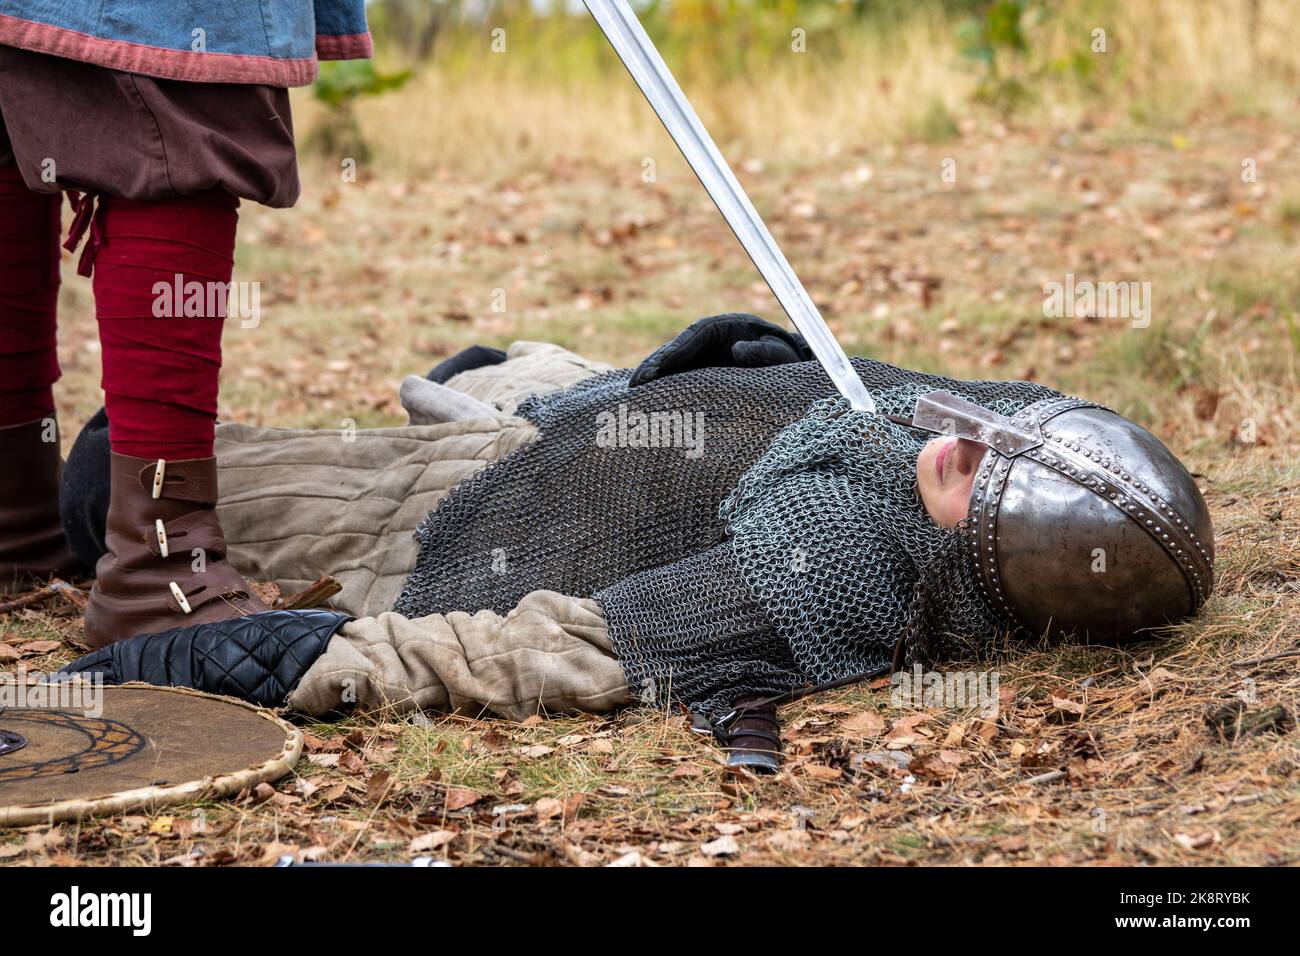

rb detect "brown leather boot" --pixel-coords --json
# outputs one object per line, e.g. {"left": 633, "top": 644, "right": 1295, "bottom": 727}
{"left": 0, "top": 418, "right": 81, "bottom": 591}
{"left": 83, "top": 453, "right": 268, "bottom": 649}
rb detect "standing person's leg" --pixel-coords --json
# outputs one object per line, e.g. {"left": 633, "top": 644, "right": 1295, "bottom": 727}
{"left": 82, "top": 189, "right": 269, "bottom": 647}
{"left": 0, "top": 156, "right": 79, "bottom": 585}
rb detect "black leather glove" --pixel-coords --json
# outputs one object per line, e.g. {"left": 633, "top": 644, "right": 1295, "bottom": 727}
{"left": 59, "top": 609, "right": 350, "bottom": 708}
{"left": 629, "top": 313, "right": 812, "bottom": 387}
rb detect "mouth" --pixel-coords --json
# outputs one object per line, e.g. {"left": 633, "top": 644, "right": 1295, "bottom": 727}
{"left": 933, "top": 437, "right": 957, "bottom": 485}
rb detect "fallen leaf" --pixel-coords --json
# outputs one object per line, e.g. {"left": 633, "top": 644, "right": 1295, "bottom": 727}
{"left": 564, "top": 843, "right": 600, "bottom": 866}
{"left": 258, "top": 841, "right": 298, "bottom": 865}
{"left": 767, "top": 829, "right": 811, "bottom": 852}
{"left": 444, "top": 788, "right": 483, "bottom": 811}
{"left": 534, "top": 797, "right": 565, "bottom": 821}
{"left": 608, "top": 850, "right": 655, "bottom": 867}
{"left": 24, "top": 828, "right": 67, "bottom": 854}
{"left": 1051, "top": 693, "right": 1086, "bottom": 718}
{"left": 700, "top": 835, "right": 740, "bottom": 858}
{"left": 911, "top": 749, "right": 967, "bottom": 780}
{"left": 802, "top": 764, "right": 843, "bottom": 781}
{"left": 314, "top": 782, "right": 348, "bottom": 803}
{"left": 1173, "top": 830, "right": 1218, "bottom": 850}
{"left": 409, "top": 830, "right": 456, "bottom": 853}
{"left": 971, "top": 717, "right": 999, "bottom": 743}
{"left": 18, "top": 640, "right": 61, "bottom": 655}
{"left": 338, "top": 751, "right": 366, "bottom": 774}
{"left": 891, "top": 713, "right": 929, "bottom": 733}
{"left": 366, "top": 770, "right": 397, "bottom": 806}
{"left": 302, "top": 732, "right": 342, "bottom": 752}
{"left": 1144, "top": 666, "right": 1180, "bottom": 688}
{"left": 842, "top": 710, "right": 886, "bottom": 737}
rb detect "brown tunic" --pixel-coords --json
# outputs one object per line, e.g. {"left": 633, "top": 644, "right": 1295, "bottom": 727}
{"left": 0, "top": 45, "right": 299, "bottom": 207}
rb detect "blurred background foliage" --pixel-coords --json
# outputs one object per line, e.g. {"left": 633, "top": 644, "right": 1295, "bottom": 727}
{"left": 307, "top": 0, "right": 1297, "bottom": 174}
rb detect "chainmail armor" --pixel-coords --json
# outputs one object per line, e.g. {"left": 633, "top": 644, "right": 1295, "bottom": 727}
{"left": 597, "top": 542, "right": 804, "bottom": 720}
{"left": 393, "top": 358, "right": 1060, "bottom": 719}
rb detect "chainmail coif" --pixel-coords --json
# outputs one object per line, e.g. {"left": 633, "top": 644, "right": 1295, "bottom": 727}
{"left": 393, "top": 358, "right": 1059, "bottom": 719}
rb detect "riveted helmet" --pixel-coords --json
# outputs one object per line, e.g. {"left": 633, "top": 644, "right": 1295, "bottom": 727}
{"left": 910, "top": 392, "right": 1214, "bottom": 639}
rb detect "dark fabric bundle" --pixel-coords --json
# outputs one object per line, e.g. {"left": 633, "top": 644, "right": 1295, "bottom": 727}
{"left": 60, "top": 407, "right": 112, "bottom": 570}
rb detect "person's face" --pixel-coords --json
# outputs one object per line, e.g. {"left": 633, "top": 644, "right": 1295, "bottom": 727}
{"left": 915, "top": 436, "right": 988, "bottom": 529}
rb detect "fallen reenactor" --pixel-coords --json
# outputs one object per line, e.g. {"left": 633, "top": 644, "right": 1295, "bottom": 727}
{"left": 59, "top": 314, "right": 1215, "bottom": 769}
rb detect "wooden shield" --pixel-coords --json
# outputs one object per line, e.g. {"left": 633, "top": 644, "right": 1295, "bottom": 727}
{"left": 0, "top": 682, "right": 301, "bottom": 827}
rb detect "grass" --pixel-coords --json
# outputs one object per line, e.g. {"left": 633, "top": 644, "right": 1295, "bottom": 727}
{"left": 293, "top": 0, "right": 1300, "bottom": 180}
{"left": 2, "top": 0, "right": 1299, "bottom": 866}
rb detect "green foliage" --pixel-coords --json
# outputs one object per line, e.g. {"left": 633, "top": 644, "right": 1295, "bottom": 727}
{"left": 368, "top": 0, "right": 968, "bottom": 86}
{"left": 958, "top": 0, "right": 1029, "bottom": 69}
{"left": 956, "top": 0, "right": 1103, "bottom": 112}
{"left": 312, "top": 60, "right": 413, "bottom": 109}
{"left": 309, "top": 61, "right": 413, "bottom": 162}
{"left": 957, "top": 0, "right": 1035, "bottom": 110}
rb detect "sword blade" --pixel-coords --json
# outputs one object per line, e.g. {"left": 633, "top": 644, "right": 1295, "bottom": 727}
{"left": 582, "top": 0, "right": 876, "bottom": 413}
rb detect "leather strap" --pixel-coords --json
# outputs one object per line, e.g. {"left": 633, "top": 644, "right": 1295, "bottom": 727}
{"left": 133, "top": 460, "right": 219, "bottom": 506}
{"left": 143, "top": 509, "right": 229, "bottom": 558}
{"left": 720, "top": 697, "right": 782, "bottom": 772}
{"left": 691, "top": 643, "right": 905, "bottom": 773}
{"left": 163, "top": 564, "right": 254, "bottom": 615}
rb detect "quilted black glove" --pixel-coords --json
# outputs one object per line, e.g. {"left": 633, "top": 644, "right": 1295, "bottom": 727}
{"left": 629, "top": 313, "right": 812, "bottom": 387}
{"left": 59, "top": 609, "right": 350, "bottom": 708}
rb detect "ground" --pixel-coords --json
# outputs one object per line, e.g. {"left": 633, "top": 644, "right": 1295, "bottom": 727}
{"left": 2, "top": 106, "right": 1297, "bottom": 866}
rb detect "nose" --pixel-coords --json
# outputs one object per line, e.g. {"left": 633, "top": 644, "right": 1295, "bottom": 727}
{"left": 952, "top": 438, "right": 985, "bottom": 476}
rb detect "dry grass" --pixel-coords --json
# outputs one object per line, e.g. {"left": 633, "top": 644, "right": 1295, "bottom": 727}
{"left": 293, "top": 0, "right": 1300, "bottom": 178}
{"left": 3, "top": 0, "right": 1299, "bottom": 866}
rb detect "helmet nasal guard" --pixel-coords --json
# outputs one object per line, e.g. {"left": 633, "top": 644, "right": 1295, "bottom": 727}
{"left": 910, "top": 391, "right": 1214, "bottom": 640}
